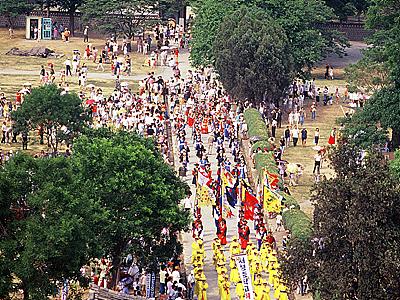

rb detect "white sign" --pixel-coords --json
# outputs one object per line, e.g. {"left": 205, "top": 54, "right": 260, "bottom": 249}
{"left": 234, "top": 254, "right": 254, "bottom": 300}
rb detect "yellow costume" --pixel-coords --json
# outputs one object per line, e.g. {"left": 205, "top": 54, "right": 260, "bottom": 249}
{"left": 253, "top": 275, "right": 263, "bottom": 300}
{"left": 229, "top": 238, "right": 241, "bottom": 255}
{"left": 195, "top": 269, "right": 208, "bottom": 300}
{"left": 220, "top": 278, "right": 231, "bottom": 300}
{"left": 260, "top": 280, "right": 271, "bottom": 300}
{"left": 229, "top": 261, "right": 240, "bottom": 283}
{"left": 236, "top": 282, "right": 245, "bottom": 300}
{"left": 278, "top": 284, "right": 289, "bottom": 300}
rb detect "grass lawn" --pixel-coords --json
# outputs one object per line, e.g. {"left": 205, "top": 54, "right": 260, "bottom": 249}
{"left": 0, "top": 28, "right": 151, "bottom": 73}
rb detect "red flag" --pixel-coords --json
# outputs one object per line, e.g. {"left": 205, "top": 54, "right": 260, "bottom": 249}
{"left": 265, "top": 170, "right": 279, "bottom": 190}
{"left": 243, "top": 190, "right": 258, "bottom": 220}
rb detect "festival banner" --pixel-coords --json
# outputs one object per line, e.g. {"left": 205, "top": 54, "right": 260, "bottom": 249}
{"left": 145, "top": 272, "right": 156, "bottom": 299}
{"left": 197, "top": 184, "right": 214, "bottom": 207}
{"left": 263, "top": 185, "right": 283, "bottom": 213}
{"left": 234, "top": 254, "right": 254, "bottom": 300}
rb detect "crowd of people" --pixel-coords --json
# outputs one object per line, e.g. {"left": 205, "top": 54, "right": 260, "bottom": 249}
{"left": 1, "top": 20, "right": 376, "bottom": 300}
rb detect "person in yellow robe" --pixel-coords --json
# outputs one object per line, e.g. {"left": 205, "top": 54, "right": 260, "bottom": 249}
{"left": 253, "top": 273, "right": 264, "bottom": 300}
{"left": 195, "top": 268, "right": 208, "bottom": 300}
{"left": 236, "top": 281, "right": 245, "bottom": 300}
{"left": 220, "top": 275, "right": 231, "bottom": 300}
{"left": 229, "top": 237, "right": 241, "bottom": 256}
{"left": 278, "top": 284, "right": 289, "bottom": 300}
{"left": 229, "top": 259, "right": 240, "bottom": 283}
{"left": 251, "top": 260, "right": 263, "bottom": 277}
{"left": 260, "top": 279, "right": 271, "bottom": 300}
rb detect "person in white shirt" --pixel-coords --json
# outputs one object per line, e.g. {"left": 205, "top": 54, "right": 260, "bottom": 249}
{"left": 172, "top": 266, "right": 180, "bottom": 283}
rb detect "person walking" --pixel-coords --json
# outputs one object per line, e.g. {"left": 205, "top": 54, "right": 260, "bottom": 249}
{"left": 64, "top": 58, "right": 72, "bottom": 76}
{"left": 284, "top": 126, "right": 290, "bottom": 147}
{"left": 292, "top": 126, "right": 299, "bottom": 147}
{"left": 313, "top": 151, "right": 322, "bottom": 174}
{"left": 310, "top": 103, "right": 316, "bottom": 121}
{"left": 314, "top": 128, "right": 320, "bottom": 145}
{"left": 301, "top": 128, "right": 307, "bottom": 146}
{"left": 83, "top": 26, "right": 89, "bottom": 42}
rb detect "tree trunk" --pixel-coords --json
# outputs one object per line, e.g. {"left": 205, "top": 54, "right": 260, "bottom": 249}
{"left": 392, "top": 128, "right": 400, "bottom": 150}
{"left": 112, "top": 256, "right": 121, "bottom": 290}
{"left": 22, "top": 281, "right": 29, "bottom": 300}
{"left": 69, "top": 10, "right": 75, "bottom": 36}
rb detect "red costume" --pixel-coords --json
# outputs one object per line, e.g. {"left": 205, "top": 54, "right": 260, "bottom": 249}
{"left": 239, "top": 224, "right": 250, "bottom": 250}
{"left": 217, "top": 218, "right": 227, "bottom": 245}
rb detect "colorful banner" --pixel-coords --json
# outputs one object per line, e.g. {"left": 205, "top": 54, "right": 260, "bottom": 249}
{"left": 197, "top": 184, "right": 214, "bottom": 207}
{"left": 263, "top": 185, "right": 283, "bottom": 213}
{"left": 234, "top": 254, "right": 254, "bottom": 300}
{"left": 145, "top": 272, "right": 156, "bottom": 299}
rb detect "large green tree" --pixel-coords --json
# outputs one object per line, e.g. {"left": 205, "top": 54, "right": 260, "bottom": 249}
{"left": 342, "top": 0, "right": 400, "bottom": 148}
{"left": 0, "top": 1, "right": 34, "bottom": 27}
{"left": 0, "top": 153, "right": 101, "bottom": 299}
{"left": 71, "top": 129, "right": 190, "bottom": 284}
{"left": 190, "top": 0, "right": 348, "bottom": 76}
{"left": 56, "top": 0, "right": 84, "bottom": 35}
{"left": 285, "top": 145, "right": 400, "bottom": 299}
{"left": 12, "top": 85, "right": 91, "bottom": 152}
{"left": 253, "top": 0, "right": 348, "bottom": 76}
{"left": 189, "top": 0, "right": 239, "bottom": 67}
{"left": 213, "top": 7, "right": 294, "bottom": 104}
{"left": 82, "top": 0, "right": 158, "bottom": 38}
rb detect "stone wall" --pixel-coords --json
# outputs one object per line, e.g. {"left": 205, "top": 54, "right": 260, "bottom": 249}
{"left": 317, "top": 22, "right": 372, "bottom": 41}
{"left": 0, "top": 11, "right": 83, "bottom": 32}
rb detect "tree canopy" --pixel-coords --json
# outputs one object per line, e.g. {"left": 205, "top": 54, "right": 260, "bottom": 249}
{"left": 0, "top": 153, "right": 101, "bottom": 299}
{"left": 12, "top": 84, "right": 91, "bottom": 152}
{"left": 213, "top": 7, "right": 294, "bottom": 104}
{"left": 71, "top": 129, "right": 190, "bottom": 275}
{"left": 189, "top": 0, "right": 239, "bottom": 67}
{"left": 82, "top": 0, "right": 159, "bottom": 38}
{"left": 190, "top": 0, "right": 348, "bottom": 78}
{"left": 0, "top": 1, "right": 34, "bottom": 27}
{"left": 283, "top": 145, "right": 400, "bottom": 299}
{"left": 341, "top": 0, "right": 400, "bottom": 148}
{"left": 0, "top": 129, "right": 190, "bottom": 298}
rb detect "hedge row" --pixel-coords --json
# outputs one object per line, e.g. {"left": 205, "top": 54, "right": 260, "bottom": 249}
{"left": 243, "top": 108, "right": 312, "bottom": 242}
{"left": 243, "top": 108, "right": 270, "bottom": 141}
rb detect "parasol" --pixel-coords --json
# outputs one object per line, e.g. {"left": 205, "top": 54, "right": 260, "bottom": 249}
{"left": 287, "top": 163, "right": 298, "bottom": 174}
{"left": 161, "top": 46, "right": 170, "bottom": 50}
{"left": 312, "top": 146, "right": 324, "bottom": 151}
{"left": 85, "top": 99, "right": 95, "bottom": 105}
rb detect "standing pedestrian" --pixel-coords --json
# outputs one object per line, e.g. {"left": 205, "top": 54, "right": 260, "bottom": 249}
{"left": 284, "top": 126, "right": 290, "bottom": 147}
{"left": 83, "top": 26, "right": 89, "bottom": 42}
{"left": 64, "top": 58, "right": 72, "bottom": 76}
{"left": 292, "top": 126, "right": 299, "bottom": 147}
{"left": 301, "top": 128, "right": 307, "bottom": 146}
{"left": 314, "top": 128, "right": 320, "bottom": 145}
{"left": 313, "top": 151, "right": 322, "bottom": 174}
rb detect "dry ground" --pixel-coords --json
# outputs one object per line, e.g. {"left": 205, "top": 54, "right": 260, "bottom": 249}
{"left": 0, "top": 28, "right": 150, "bottom": 73}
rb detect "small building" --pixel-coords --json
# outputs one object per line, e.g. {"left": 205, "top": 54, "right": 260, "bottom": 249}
{"left": 25, "top": 16, "right": 52, "bottom": 40}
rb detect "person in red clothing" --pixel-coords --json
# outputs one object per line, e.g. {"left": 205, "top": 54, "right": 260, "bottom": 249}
{"left": 264, "top": 231, "right": 276, "bottom": 249}
{"left": 238, "top": 220, "right": 250, "bottom": 250}
{"left": 217, "top": 218, "right": 227, "bottom": 245}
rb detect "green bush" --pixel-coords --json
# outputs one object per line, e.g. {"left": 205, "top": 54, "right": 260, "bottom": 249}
{"left": 245, "top": 108, "right": 313, "bottom": 242}
{"left": 254, "top": 153, "right": 279, "bottom": 175}
{"left": 282, "top": 209, "right": 313, "bottom": 242}
{"left": 252, "top": 140, "right": 273, "bottom": 152}
{"left": 243, "top": 108, "right": 269, "bottom": 140}
{"left": 277, "top": 191, "right": 300, "bottom": 210}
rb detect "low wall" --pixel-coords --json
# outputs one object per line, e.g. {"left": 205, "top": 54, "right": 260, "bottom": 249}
{"left": 0, "top": 11, "right": 84, "bottom": 32}
{"left": 317, "top": 22, "right": 372, "bottom": 41}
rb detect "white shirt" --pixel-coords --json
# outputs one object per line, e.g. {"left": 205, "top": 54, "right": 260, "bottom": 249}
{"left": 172, "top": 270, "right": 180, "bottom": 283}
